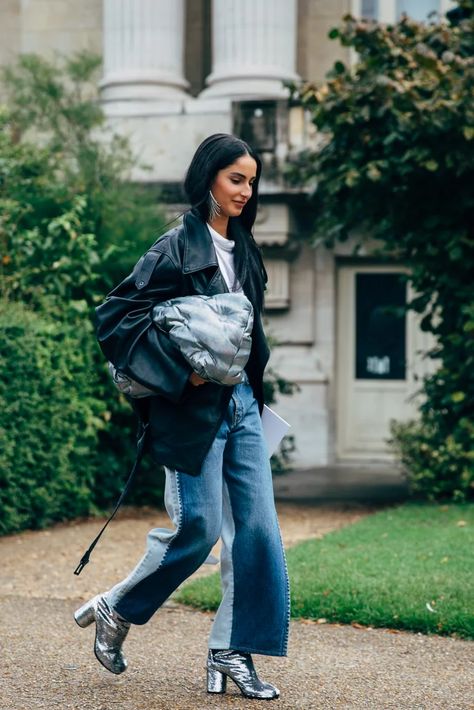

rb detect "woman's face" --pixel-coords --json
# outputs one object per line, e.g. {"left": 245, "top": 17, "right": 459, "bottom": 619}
{"left": 210, "top": 154, "right": 257, "bottom": 219}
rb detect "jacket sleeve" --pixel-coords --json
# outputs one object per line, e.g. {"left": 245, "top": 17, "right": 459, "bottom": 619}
{"left": 95, "top": 247, "right": 193, "bottom": 404}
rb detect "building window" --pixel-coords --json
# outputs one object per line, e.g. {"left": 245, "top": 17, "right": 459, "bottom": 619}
{"left": 232, "top": 101, "right": 277, "bottom": 154}
{"left": 263, "top": 260, "right": 290, "bottom": 309}
{"left": 355, "top": 272, "right": 406, "bottom": 380}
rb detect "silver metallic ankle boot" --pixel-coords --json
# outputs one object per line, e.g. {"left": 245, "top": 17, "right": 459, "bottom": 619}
{"left": 207, "top": 649, "right": 280, "bottom": 700}
{"left": 74, "top": 595, "right": 131, "bottom": 674}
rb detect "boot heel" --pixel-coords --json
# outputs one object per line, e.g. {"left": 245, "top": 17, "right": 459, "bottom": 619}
{"left": 207, "top": 667, "right": 227, "bottom": 694}
{"left": 74, "top": 598, "right": 96, "bottom": 628}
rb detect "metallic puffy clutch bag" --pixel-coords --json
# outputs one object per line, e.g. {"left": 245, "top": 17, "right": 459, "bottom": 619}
{"left": 152, "top": 292, "right": 253, "bottom": 386}
{"left": 108, "top": 293, "right": 253, "bottom": 396}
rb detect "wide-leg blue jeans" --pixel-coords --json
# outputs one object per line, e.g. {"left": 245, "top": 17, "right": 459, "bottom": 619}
{"left": 105, "top": 382, "right": 290, "bottom": 657}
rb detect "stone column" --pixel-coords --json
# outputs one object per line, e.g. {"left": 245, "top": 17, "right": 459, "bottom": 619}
{"left": 200, "top": 0, "right": 300, "bottom": 99}
{"left": 100, "top": 0, "right": 189, "bottom": 110}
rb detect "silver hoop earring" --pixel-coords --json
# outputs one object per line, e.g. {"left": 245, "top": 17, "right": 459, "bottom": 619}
{"left": 208, "top": 190, "right": 222, "bottom": 221}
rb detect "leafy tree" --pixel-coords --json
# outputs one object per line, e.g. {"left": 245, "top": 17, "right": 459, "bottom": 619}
{"left": 289, "top": 1, "right": 474, "bottom": 499}
{"left": 2, "top": 52, "right": 167, "bottom": 294}
{"left": 0, "top": 111, "right": 98, "bottom": 312}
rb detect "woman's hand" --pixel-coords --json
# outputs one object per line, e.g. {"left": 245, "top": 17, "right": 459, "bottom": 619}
{"left": 189, "top": 372, "right": 207, "bottom": 386}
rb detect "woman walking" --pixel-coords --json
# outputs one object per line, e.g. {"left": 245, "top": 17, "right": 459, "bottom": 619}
{"left": 74, "top": 133, "right": 290, "bottom": 700}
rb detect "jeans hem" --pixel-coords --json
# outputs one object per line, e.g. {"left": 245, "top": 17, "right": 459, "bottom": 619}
{"left": 208, "top": 643, "right": 288, "bottom": 658}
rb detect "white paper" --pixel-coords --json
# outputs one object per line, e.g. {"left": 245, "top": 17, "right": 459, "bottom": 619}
{"left": 261, "top": 405, "right": 291, "bottom": 458}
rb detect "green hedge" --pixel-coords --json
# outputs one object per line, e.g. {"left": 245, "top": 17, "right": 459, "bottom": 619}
{"left": 0, "top": 302, "right": 167, "bottom": 535}
{"left": 92, "top": 372, "right": 166, "bottom": 512}
{"left": 390, "top": 418, "right": 474, "bottom": 502}
{"left": 0, "top": 303, "right": 106, "bottom": 532}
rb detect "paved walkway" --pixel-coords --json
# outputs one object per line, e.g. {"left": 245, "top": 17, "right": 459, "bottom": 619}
{"left": 272, "top": 464, "right": 409, "bottom": 503}
{"left": 1, "top": 478, "right": 472, "bottom": 709}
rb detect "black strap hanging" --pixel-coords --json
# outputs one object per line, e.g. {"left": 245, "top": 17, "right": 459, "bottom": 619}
{"left": 73, "top": 421, "right": 149, "bottom": 576}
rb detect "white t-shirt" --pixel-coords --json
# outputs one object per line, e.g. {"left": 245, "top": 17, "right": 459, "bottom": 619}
{"left": 207, "top": 223, "right": 243, "bottom": 293}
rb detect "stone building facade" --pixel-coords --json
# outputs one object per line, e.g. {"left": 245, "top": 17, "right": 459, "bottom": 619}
{"left": 1, "top": 0, "right": 450, "bottom": 468}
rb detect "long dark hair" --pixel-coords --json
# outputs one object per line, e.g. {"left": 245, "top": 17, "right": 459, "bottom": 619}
{"left": 183, "top": 133, "right": 266, "bottom": 313}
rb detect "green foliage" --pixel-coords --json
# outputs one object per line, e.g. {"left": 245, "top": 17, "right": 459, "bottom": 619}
{"left": 0, "top": 54, "right": 168, "bottom": 533}
{"left": 0, "top": 109, "right": 94, "bottom": 309}
{"left": 176, "top": 503, "right": 474, "bottom": 639}
{"left": 289, "top": 2, "right": 474, "bottom": 500}
{"left": 390, "top": 418, "right": 474, "bottom": 501}
{"left": 92, "top": 370, "right": 166, "bottom": 510}
{"left": 2, "top": 52, "right": 167, "bottom": 292}
{"left": 0, "top": 301, "right": 164, "bottom": 535}
{"left": 0, "top": 303, "right": 104, "bottom": 532}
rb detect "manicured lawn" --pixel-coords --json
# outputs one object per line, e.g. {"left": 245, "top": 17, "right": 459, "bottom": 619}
{"left": 175, "top": 503, "right": 474, "bottom": 639}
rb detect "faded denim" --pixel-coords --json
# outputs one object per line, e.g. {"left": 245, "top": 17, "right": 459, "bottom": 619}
{"left": 105, "top": 382, "right": 290, "bottom": 657}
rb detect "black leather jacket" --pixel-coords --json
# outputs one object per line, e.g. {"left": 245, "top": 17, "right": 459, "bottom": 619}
{"left": 95, "top": 211, "right": 270, "bottom": 476}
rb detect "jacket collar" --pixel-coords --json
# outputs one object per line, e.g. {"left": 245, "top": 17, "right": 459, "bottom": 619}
{"left": 182, "top": 210, "right": 218, "bottom": 274}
